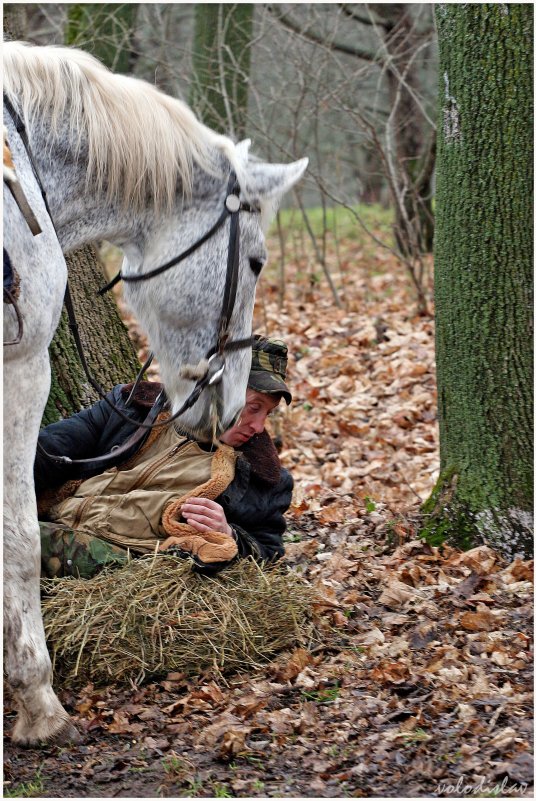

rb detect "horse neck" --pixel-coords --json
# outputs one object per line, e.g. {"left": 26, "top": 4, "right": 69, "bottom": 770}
{"left": 26, "top": 115, "right": 234, "bottom": 279}
{"left": 23, "top": 115, "right": 166, "bottom": 257}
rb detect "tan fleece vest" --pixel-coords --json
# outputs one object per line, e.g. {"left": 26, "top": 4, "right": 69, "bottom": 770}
{"left": 48, "top": 426, "right": 236, "bottom": 553}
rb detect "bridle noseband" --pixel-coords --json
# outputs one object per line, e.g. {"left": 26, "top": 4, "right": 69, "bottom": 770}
{"left": 4, "top": 95, "right": 259, "bottom": 467}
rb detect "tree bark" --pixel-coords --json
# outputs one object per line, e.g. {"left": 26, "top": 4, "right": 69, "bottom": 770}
{"left": 3, "top": 4, "right": 27, "bottom": 39}
{"left": 42, "top": 246, "right": 142, "bottom": 425}
{"left": 190, "top": 3, "right": 254, "bottom": 138}
{"left": 422, "top": 4, "right": 533, "bottom": 559}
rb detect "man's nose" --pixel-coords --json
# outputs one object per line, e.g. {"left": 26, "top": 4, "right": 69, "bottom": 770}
{"left": 251, "top": 413, "right": 266, "bottom": 434}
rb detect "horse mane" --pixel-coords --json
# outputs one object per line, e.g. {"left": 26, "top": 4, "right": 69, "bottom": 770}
{"left": 3, "top": 41, "right": 241, "bottom": 210}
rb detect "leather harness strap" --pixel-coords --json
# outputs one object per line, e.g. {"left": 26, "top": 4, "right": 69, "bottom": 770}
{"left": 4, "top": 95, "right": 45, "bottom": 234}
{"left": 4, "top": 169, "right": 42, "bottom": 236}
{"left": 37, "top": 390, "right": 168, "bottom": 470}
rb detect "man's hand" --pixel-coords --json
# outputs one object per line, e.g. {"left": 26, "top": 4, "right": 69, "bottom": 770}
{"left": 181, "top": 497, "right": 233, "bottom": 537}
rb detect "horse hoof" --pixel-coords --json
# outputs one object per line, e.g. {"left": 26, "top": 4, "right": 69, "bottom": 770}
{"left": 46, "top": 720, "right": 83, "bottom": 747}
{"left": 12, "top": 718, "right": 82, "bottom": 748}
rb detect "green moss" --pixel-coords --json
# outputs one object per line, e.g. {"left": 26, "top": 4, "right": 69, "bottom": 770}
{"left": 420, "top": 467, "right": 482, "bottom": 551}
{"left": 41, "top": 372, "right": 66, "bottom": 427}
{"left": 190, "top": 4, "right": 253, "bottom": 137}
{"left": 66, "top": 4, "right": 138, "bottom": 73}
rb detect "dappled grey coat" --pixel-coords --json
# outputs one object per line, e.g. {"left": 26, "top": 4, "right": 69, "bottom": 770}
{"left": 34, "top": 382, "right": 292, "bottom": 563}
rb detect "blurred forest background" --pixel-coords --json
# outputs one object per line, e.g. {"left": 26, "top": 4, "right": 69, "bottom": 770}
{"left": 7, "top": 2, "right": 438, "bottom": 311}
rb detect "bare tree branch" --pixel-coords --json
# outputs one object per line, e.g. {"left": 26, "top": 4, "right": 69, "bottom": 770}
{"left": 338, "top": 3, "right": 390, "bottom": 30}
{"left": 267, "top": 4, "right": 385, "bottom": 65}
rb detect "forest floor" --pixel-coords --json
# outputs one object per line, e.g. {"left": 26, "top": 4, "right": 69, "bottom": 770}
{"left": 3, "top": 228, "right": 533, "bottom": 798}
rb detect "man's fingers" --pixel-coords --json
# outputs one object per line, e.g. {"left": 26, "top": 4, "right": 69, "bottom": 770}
{"left": 184, "top": 511, "right": 232, "bottom": 537}
{"left": 181, "top": 498, "right": 230, "bottom": 536}
{"left": 186, "top": 517, "right": 231, "bottom": 536}
{"left": 184, "top": 513, "right": 216, "bottom": 527}
{"left": 183, "top": 497, "right": 219, "bottom": 512}
{"left": 182, "top": 505, "right": 215, "bottom": 517}
{"left": 187, "top": 519, "right": 211, "bottom": 533}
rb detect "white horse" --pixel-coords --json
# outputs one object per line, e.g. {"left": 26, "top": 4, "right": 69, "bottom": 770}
{"left": 3, "top": 40, "right": 307, "bottom": 746}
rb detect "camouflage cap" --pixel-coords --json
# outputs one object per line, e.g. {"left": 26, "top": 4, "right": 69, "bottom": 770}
{"left": 248, "top": 335, "right": 292, "bottom": 405}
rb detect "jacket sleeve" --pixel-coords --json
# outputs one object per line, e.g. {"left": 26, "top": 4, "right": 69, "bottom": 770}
{"left": 34, "top": 385, "right": 124, "bottom": 493}
{"left": 228, "top": 469, "right": 293, "bottom": 563}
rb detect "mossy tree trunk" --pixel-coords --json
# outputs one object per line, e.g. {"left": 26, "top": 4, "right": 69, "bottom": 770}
{"left": 190, "top": 3, "right": 253, "bottom": 139}
{"left": 42, "top": 247, "right": 142, "bottom": 425}
{"left": 422, "top": 4, "right": 533, "bottom": 559}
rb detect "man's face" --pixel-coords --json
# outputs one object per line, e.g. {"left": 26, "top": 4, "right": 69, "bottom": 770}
{"left": 220, "top": 388, "right": 280, "bottom": 447}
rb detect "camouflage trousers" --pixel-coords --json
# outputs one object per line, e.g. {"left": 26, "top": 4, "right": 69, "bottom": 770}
{"left": 39, "top": 522, "right": 129, "bottom": 579}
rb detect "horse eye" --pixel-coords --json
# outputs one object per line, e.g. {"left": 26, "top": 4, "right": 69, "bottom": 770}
{"left": 249, "top": 258, "right": 265, "bottom": 277}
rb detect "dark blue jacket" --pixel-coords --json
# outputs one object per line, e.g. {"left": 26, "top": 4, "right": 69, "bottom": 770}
{"left": 34, "top": 383, "right": 292, "bottom": 562}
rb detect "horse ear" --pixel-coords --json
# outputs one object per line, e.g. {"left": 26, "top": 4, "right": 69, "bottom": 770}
{"left": 243, "top": 158, "right": 308, "bottom": 202}
{"left": 235, "top": 139, "right": 252, "bottom": 162}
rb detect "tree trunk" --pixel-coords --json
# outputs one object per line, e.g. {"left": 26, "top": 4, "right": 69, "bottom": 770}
{"left": 422, "top": 4, "right": 533, "bottom": 559}
{"left": 190, "top": 3, "right": 253, "bottom": 138}
{"left": 3, "top": 4, "right": 27, "bottom": 39}
{"left": 66, "top": 4, "right": 138, "bottom": 72}
{"left": 42, "top": 246, "right": 142, "bottom": 425}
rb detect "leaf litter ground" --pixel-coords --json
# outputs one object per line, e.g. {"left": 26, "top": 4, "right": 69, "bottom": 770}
{"left": 3, "top": 233, "right": 533, "bottom": 798}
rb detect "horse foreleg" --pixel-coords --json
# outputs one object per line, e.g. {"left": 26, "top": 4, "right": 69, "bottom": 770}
{"left": 3, "top": 504, "right": 79, "bottom": 745}
{"left": 3, "top": 355, "right": 80, "bottom": 746}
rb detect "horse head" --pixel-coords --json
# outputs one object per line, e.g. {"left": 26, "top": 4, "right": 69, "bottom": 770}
{"left": 121, "top": 145, "right": 308, "bottom": 441}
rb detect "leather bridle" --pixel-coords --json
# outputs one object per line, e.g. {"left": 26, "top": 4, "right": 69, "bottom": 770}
{"left": 4, "top": 95, "right": 258, "bottom": 468}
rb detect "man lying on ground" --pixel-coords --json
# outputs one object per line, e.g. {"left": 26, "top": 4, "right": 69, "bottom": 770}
{"left": 35, "top": 336, "right": 293, "bottom": 578}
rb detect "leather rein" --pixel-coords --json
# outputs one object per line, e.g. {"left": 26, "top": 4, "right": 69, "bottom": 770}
{"left": 4, "top": 95, "right": 257, "bottom": 468}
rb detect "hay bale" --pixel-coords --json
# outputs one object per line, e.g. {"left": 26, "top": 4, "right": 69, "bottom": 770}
{"left": 42, "top": 555, "right": 315, "bottom": 686}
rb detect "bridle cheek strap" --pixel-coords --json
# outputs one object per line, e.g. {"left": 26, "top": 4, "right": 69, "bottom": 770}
{"left": 217, "top": 193, "right": 241, "bottom": 351}
{"left": 97, "top": 204, "right": 231, "bottom": 295}
{"left": 53, "top": 172, "right": 256, "bottom": 446}
{"left": 99, "top": 172, "right": 256, "bottom": 388}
